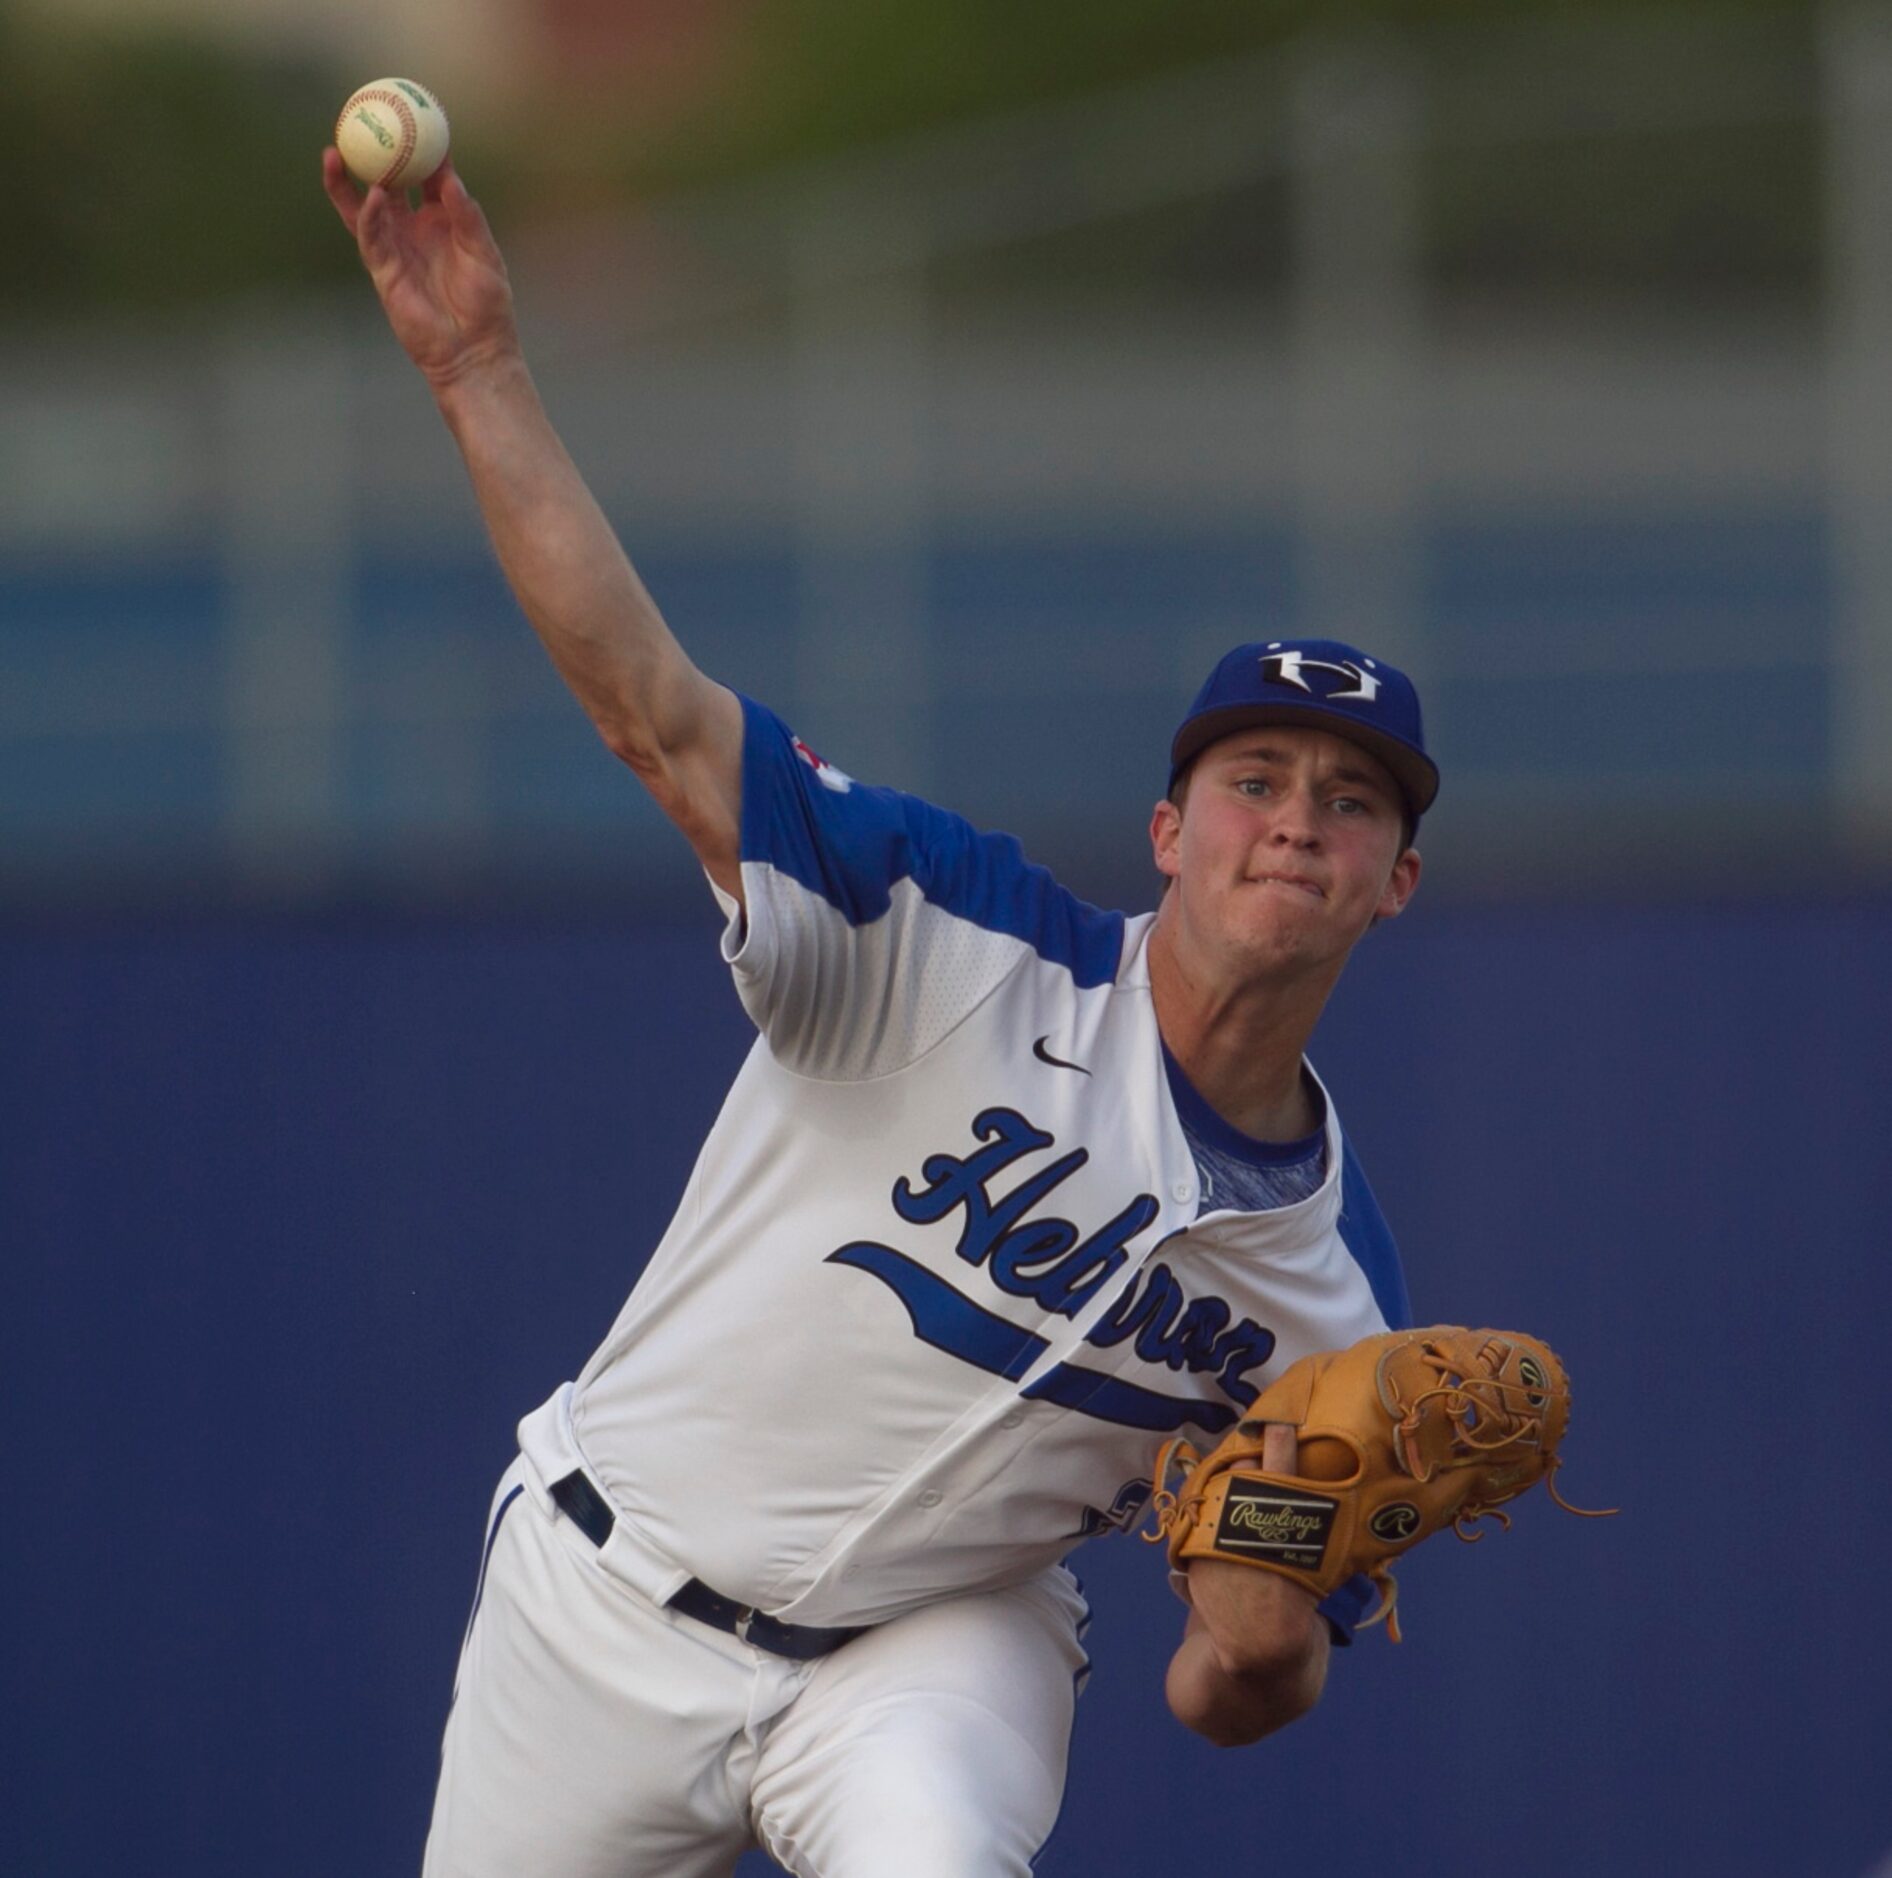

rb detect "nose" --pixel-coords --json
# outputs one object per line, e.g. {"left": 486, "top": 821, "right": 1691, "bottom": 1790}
{"left": 1268, "top": 783, "right": 1323, "bottom": 848}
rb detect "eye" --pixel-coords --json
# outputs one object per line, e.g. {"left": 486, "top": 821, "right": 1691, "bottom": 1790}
{"left": 1331, "top": 795, "right": 1368, "bottom": 816}
{"left": 1235, "top": 776, "right": 1271, "bottom": 797}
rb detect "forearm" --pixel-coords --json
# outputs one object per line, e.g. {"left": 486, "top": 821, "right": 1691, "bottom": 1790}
{"left": 323, "top": 155, "right": 741, "bottom": 874}
{"left": 1165, "top": 1612, "right": 1327, "bottom": 1746}
{"left": 1165, "top": 1564, "right": 1330, "bottom": 1747}
{"left": 432, "top": 351, "right": 725, "bottom": 785}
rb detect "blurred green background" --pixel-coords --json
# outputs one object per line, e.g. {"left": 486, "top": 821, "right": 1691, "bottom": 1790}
{"left": 0, "top": 0, "right": 1828, "bottom": 317}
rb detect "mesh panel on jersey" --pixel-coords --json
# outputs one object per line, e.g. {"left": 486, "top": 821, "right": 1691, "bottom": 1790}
{"left": 750, "top": 871, "right": 1030, "bottom": 1082}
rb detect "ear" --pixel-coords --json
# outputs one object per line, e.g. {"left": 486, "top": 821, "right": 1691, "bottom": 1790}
{"left": 1375, "top": 845, "right": 1422, "bottom": 922}
{"left": 1150, "top": 797, "right": 1183, "bottom": 882}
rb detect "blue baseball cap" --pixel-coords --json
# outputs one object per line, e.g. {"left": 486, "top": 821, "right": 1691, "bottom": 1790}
{"left": 1168, "top": 639, "right": 1439, "bottom": 819}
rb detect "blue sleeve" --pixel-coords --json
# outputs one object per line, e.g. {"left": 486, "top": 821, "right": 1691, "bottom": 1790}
{"left": 1319, "top": 1574, "right": 1377, "bottom": 1647}
{"left": 1336, "top": 1135, "right": 1413, "bottom": 1333}
{"left": 737, "top": 695, "right": 1123, "bottom": 986}
{"left": 1328, "top": 1139, "right": 1411, "bottom": 1646}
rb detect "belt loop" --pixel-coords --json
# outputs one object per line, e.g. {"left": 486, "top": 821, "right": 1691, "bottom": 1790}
{"left": 550, "top": 1469, "right": 616, "bottom": 1550}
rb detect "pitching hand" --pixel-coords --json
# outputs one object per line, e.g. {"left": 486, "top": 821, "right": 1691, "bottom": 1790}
{"left": 322, "top": 150, "right": 518, "bottom": 388}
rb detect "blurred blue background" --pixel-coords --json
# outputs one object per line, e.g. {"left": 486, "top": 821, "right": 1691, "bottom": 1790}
{"left": 4, "top": 2, "right": 1890, "bottom": 1874}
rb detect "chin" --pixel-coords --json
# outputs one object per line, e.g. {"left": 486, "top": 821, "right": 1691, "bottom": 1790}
{"left": 1228, "top": 908, "right": 1363, "bottom": 974}
{"left": 1223, "top": 924, "right": 1319, "bottom": 972}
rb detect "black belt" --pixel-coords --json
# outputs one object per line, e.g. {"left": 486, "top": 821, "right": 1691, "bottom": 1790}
{"left": 549, "top": 1470, "right": 866, "bottom": 1662}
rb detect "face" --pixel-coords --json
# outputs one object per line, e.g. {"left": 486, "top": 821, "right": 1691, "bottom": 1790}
{"left": 1149, "top": 725, "right": 1421, "bottom": 979}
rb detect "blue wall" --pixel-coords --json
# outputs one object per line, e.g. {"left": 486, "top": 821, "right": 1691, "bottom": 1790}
{"left": 4, "top": 896, "right": 1887, "bottom": 1876}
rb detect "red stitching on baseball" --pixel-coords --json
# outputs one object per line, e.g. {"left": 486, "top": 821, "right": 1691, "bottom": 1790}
{"left": 339, "top": 87, "right": 419, "bottom": 186}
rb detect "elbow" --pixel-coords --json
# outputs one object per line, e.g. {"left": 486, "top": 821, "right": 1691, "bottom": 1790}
{"left": 1180, "top": 1704, "right": 1313, "bottom": 1751}
{"left": 599, "top": 716, "right": 693, "bottom": 821}
{"left": 595, "top": 670, "right": 727, "bottom": 801}
{"left": 597, "top": 714, "right": 662, "bottom": 779}
{"left": 1181, "top": 1668, "right": 1325, "bottom": 1750}
{"left": 1168, "top": 1624, "right": 1329, "bottom": 1748}
{"left": 1220, "top": 1619, "right": 1323, "bottom": 1692}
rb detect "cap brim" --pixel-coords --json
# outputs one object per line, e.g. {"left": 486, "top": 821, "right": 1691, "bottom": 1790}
{"left": 1169, "top": 704, "right": 1440, "bottom": 817}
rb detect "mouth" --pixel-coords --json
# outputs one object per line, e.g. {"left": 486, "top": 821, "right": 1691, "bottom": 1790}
{"left": 1249, "top": 873, "right": 1326, "bottom": 900}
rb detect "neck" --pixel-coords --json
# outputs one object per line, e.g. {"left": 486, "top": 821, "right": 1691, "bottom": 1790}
{"left": 1146, "top": 908, "right": 1342, "bottom": 1142}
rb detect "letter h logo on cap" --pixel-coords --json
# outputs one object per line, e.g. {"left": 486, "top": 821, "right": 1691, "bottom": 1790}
{"left": 1260, "top": 647, "right": 1381, "bottom": 703}
{"left": 1167, "top": 637, "right": 1440, "bottom": 821}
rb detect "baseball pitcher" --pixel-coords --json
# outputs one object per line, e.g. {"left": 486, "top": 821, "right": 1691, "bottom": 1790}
{"left": 325, "top": 152, "right": 1596, "bottom": 1878}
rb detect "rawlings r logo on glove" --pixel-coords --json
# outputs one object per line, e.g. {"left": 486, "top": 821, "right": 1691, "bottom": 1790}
{"left": 1144, "top": 1326, "right": 1615, "bottom": 1641}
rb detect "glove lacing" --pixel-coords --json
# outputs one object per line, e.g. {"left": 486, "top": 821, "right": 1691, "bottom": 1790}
{"left": 1398, "top": 1349, "right": 1618, "bottom": 1522}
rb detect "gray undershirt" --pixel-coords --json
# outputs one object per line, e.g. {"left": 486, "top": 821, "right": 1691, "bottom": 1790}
{"left": 1162, "top": 1045, "right": 1329, "bottom": 1215}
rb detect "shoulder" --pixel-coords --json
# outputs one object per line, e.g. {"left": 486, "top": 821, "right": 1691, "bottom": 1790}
{"left": 736, "top": 695, "right": 1128, "bottom": 988}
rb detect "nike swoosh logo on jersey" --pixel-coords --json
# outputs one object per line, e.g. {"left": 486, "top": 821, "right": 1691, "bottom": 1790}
{"left": 1032, "top": 1036, "right": 1090, "bottom": 1075}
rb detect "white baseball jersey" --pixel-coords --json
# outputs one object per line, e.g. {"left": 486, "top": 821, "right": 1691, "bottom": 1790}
{"left": 517, "top": 697, "right": 1410, "bottom": 1635}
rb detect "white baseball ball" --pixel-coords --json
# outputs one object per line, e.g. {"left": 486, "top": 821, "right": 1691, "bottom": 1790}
{"left": 335, "top": 78, "right": 451, "bottom": 191}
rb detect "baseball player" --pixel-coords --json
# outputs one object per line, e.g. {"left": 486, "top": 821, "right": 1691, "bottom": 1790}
{"left": 324, "top": 155, "right": 1431, "bottom": 1878}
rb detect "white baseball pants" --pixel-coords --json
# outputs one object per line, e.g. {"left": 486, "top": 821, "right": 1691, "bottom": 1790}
{"left": 422, "top": 1456, "right": 1091, "bottom": 1877}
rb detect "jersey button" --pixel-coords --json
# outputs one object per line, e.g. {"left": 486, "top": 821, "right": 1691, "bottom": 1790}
{"left": 917, "top": 1489, "right": 943, "bottom": 1508}
{"left": 1000, "top": 1412, "right": 1023, "bottom": 1430}
{"left": 1171, "top": 1181, "right": 1193, "bottom": 1203}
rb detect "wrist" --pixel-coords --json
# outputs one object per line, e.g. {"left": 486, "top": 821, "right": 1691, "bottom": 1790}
{"left": 427, "top": 337, "right": 532, "bottom": 413}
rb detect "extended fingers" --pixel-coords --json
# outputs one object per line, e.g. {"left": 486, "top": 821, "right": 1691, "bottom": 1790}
{"left": 354, "top": 181, "right": 396, "bottom": 265}
{"left": 323, "top": 147, "right": 404, "bottom": 264}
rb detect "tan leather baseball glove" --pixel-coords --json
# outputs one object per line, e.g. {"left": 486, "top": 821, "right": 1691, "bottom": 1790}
{"left": 1145, "top": 1326, "right": 1613, "bottom": 1641}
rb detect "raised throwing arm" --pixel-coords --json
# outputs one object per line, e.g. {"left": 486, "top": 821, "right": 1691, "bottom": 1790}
{"left": 322, "top": 154, "right": 745, "bottom": 898}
